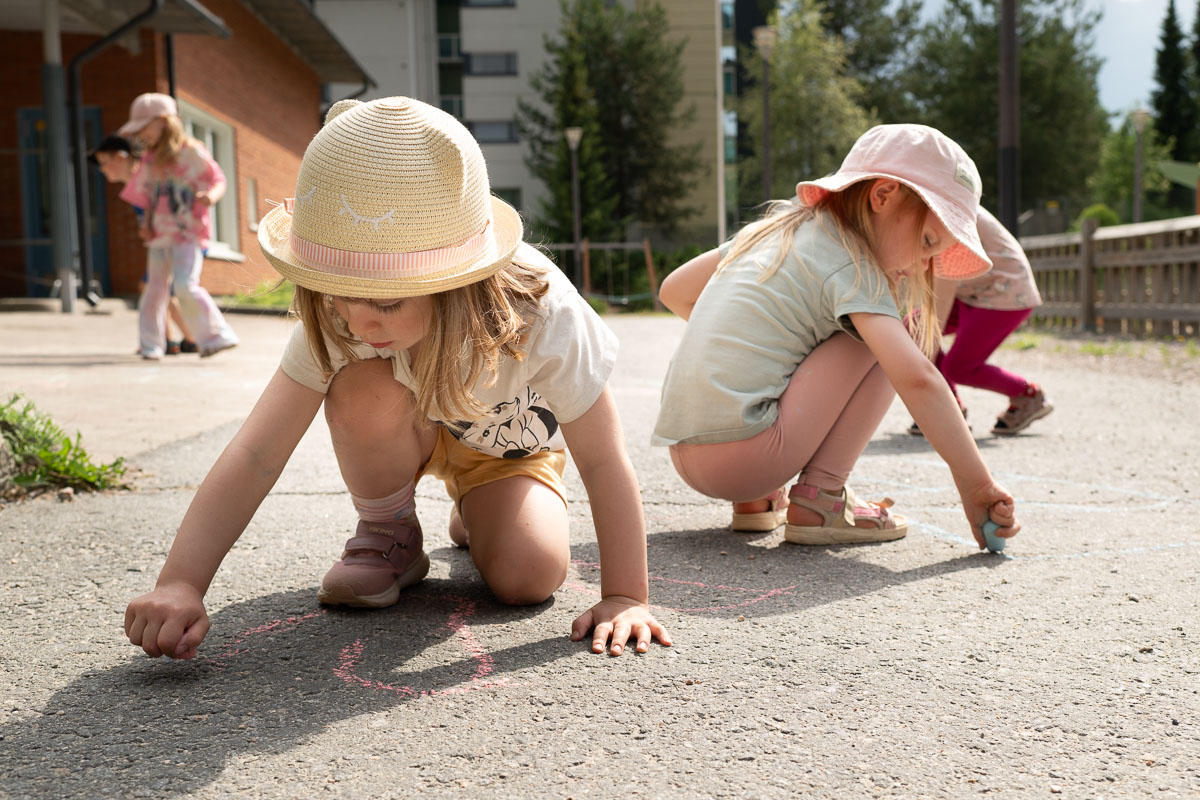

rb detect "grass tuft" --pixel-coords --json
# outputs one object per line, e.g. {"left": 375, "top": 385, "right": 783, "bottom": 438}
{"left": 0, "top": 393, "right": 127, "bottom": 498}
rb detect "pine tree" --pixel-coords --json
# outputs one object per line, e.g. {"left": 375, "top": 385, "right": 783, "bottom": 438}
{"left": 517, "top": 10, "right": 619, "bottom": 246}
{"left": 904, "top": 0, "right": 1107, "bottom": 220}
{"left": 518, "top": 0, "right": 703, "bottom": 240}
{"left": 819, "top": 0, "right": 923, "bottom": 122}
{"left": 1152, "top": 0, "right": 1196, "bottom": 210}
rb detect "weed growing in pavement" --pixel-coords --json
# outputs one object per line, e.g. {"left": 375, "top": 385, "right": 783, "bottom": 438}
{"left": 0, "top": 393, "right": 127, "bottom": 499}
{"left": 220, "top": 280, "right": 295, "bottom": 311}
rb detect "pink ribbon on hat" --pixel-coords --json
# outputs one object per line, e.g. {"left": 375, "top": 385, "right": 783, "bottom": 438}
{"left": 271, "top": 197, "right": 496, "bottom": 279}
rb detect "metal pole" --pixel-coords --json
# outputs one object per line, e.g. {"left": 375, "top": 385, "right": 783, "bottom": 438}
{"left": 43, "top": 0, "right": 76, "bottom": 311}
{"left": 761, "top": 54, "right": 771, "bottom": 203}
{"left": 69, "top": 0, "right": 166, "bottom": 307}
{"left": 570, "top": 144, "right": 582, "bottom": 291}
{"left": 1133, "top": 127, "right": 1144, "bottom": 223}
{"left": 998, "top": 0, "right": 1020, "bottom": 234}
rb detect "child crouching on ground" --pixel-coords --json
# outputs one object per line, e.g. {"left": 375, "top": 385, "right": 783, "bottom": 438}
{"left": 125, "top": 97, "right": 670, "bottom": 659}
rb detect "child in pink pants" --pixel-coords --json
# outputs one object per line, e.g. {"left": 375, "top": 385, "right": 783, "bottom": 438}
{"left": 910, "top": 207, "right": 1052, "bottom": 437}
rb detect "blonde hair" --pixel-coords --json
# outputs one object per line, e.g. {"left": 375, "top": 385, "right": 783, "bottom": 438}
{"left": 150, "top": 114, "right": 189, "bottom": 164}
{"left": 718, "top": 180, "right": 941, "bottom": 358}
{"left": 293, "top": 257, "right": 551, "bottom": 423}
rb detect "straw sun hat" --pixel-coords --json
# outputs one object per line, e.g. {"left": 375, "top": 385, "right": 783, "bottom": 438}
{"left": 796, "top": 124, "right": 992, "bottom": 281}
{"left": 258, "top": 97, "right": 522, "bottom": 298}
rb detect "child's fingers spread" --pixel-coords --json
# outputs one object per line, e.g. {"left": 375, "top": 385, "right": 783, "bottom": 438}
{"left": 635, "top": 624, "right": 652, "bottom": 653}
{"left": 609, "top": 622, "right": 633, "bottom": 656}
{"left": 650, "top": 620, "right": 673, "bottom": 646}
{"left": 591, "top": 623, "right": 613, "bottom": 654}
{"left": 570, "top": 609, "right": 595, "bottom": 642}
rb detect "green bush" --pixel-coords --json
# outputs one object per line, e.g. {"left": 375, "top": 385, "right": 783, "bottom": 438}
{"left": 1075, "top": 203, "right": 1121, "bottom": 230}
{"left": 0, "top": 393, "right": 127, "bottom": 496}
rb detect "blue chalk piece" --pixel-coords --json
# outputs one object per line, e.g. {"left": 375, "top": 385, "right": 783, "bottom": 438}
{"left": 982, "top": 519, "right": 1006, "bottom": 553}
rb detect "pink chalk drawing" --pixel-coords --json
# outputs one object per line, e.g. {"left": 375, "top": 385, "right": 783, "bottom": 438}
{"left": 332, "top": 593, "right": 515, "bottom": 697}
{"left": 567, "top": 559, "right": 795, "bottom": 613}
{"left": 202, "top": 609, "right": 327, "bottom": 670}
{"left": 194, "top": 565, "right": 794, "bottom": 697}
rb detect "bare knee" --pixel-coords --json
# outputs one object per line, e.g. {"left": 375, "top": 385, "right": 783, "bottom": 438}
{"left": 479, "top": 549, "right": 568, "bottom": 606}
{"left": 325, "top": 358, "right": 414, "bottom": 437}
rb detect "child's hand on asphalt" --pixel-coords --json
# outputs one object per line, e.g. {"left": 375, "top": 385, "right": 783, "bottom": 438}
{"left": 125, "top": 581, "right": 210, "bottom": 659}
{"left": 961, "top": 481, "right": 1019, "bottom": 548}
{"left": 570, "top": 595, "right": 672, "bottom": 656}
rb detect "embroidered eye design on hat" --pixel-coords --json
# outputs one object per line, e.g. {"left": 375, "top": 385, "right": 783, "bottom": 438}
{"left": 338, "top": 195, "right": 396, "bottom": 231}
{"left": 257, "top": 96, "right": 523, "bottom": 299}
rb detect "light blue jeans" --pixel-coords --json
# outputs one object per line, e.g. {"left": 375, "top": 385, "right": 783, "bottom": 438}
{"left": 138, "top": 243, "right": 238, "bottom": 357}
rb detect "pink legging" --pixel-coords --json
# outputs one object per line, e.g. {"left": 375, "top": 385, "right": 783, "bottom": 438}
{"left": 936, "top": 300, "right": 1031, "bottom": 398}
{"left": 669, "top": 332, "right": 894, "bottom": 503}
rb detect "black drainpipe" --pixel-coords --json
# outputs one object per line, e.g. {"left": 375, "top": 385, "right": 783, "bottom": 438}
{"left": 68, "top": 0, "right": 164, "bottom": 306}
{"left": 165, "top": 33, "right": 176, "bottom": 97}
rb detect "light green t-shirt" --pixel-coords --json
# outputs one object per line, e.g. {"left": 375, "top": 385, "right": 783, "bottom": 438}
{"left": 652, "top": 214, "right": 900, "bottom": 446}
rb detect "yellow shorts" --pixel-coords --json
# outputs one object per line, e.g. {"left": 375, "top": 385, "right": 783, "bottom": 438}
{"left": 417, "top": 425, "right": 568, "bottom": 512}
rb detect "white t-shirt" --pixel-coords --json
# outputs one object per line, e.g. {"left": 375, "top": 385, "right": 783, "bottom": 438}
{"left": 955, "top": 207, "right": 1042, "bottom": 310}
{"left": 281, "top": 244, "right": 617, "bottom": 458}
{"left": 653, "top": 214, "right": 900, "bottom": 447}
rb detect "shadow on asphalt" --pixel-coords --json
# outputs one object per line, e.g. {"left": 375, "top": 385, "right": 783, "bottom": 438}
{"left": 570, "top": 531, "right": 1003, "bottom": 621}
{"left": 0, "top": 581, "right": 573, "bottom": 798}
{"left": 864, "top": 431, "right": 1005, "bottom": 455}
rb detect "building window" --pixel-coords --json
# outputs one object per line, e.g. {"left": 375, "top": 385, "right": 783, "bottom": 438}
{"left": 468, "top": 121, "right": 518, "bottom": 143}
{"left": 463, "top": 0, "right": 516, "bottom": 5}
{"left": 721, "top": 1, "right": 734, "bottom": 30}
{"left": 493, "top": 187, "right": 521, "bottom": 211}
{"left": 441, "top": 95, "right": 464, "bottom": 118}
{"left": 178, "top": 99, "right": 241, "bottom": 259}
{"left": 465, "top": 52, "right": 518, "bottom": 76}
{"left": 438, "top": 34, "right": 462, "bottom": 61}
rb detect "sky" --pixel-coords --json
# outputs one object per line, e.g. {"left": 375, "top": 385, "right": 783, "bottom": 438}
{"left": 920, "top": 0, "right": 1196, "bottom": 117}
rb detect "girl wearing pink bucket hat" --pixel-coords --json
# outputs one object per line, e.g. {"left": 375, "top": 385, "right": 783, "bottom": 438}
{"left": 655, "top": 123, "right": 1020, "bottom": 550}
{"left": 125, "top": 97, "right": 670, "bottom": 660}
{"left": 118, "top": 92, "right": 238, "bottom": 359}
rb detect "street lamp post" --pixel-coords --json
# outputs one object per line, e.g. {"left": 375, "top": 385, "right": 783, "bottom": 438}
{"left": 752, "top": 25, "right": 776, "bottom": 204}
{"left": 564, "top": 126, "right": 583, "bottom": 291}
{"left": 1131, "top": 108, "right": 1150, "bottom": 223}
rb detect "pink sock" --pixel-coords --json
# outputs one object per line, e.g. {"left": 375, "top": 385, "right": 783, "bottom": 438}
{"left": 351, "top": 482, "right": 416, "bottom": 523}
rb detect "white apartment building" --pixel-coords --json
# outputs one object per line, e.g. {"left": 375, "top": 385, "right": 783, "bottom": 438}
{"left": 312, "top": 0, "right": 737, "bottom": 245}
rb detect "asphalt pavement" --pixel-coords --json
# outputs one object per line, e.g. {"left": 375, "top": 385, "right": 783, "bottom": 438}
{"left": 1, "top": 299, "right": 1197, "bottom": 799}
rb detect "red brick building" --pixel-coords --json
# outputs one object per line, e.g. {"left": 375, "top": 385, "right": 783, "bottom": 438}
{"left": 0, "top": 0, "right": 370, "bottom": 299}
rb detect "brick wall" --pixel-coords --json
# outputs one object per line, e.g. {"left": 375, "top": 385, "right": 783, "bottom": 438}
{"left": 173, "top": 0, "right": 321, "bottom": 296}
{"left": 0, "top": 2, "right": 320, "bottom": 298}
{"left": 0, "top": 29, "right": 159, "bottom": 296}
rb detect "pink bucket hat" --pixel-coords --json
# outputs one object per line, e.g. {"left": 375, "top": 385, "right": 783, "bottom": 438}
{"left": 117, "top": 93, "right": 178, "bottom": 137}
{"left": 796, "top": 124, "right": 992, "bottom": 280}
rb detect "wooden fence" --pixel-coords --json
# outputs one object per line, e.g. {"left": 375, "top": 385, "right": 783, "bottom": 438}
{"left": 1023, "top": 215, "right": 1200, "bottom": 337}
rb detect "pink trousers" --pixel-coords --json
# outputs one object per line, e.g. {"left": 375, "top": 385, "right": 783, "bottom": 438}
{"left": 669, "top": 332, "right": 894, "bottom": 503}
{"left": 936, "top": 300, "right": 1032, "bottom": 398}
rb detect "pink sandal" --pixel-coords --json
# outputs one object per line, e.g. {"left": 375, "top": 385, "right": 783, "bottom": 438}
{"left": 731, "top": 487, "right": 789, "bottom": 532}
{"left": 783, "top": 484, "right": 907, "bottom": 545}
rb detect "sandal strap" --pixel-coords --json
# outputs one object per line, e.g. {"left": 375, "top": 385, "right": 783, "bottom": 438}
{"left": 791, "top": 484, "right": 896, "bottom": 529}
{"left": 343, "top": 528, "right": 418, "bottom": 570}
{"left": 788, "top": 484, "right": 853, "bottom": 527}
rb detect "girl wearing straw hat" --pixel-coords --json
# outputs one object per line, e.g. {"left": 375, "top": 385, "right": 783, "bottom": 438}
{"left": 655, "top": 124, "right": 1020, "bottom": 548}
{"left": 118, "top": 93, "right": 238, "bottom": 359}
{"left": 125, "top": 97, "right": 670, "bottom": 660}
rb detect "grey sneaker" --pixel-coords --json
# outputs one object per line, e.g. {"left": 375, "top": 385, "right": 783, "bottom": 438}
{"left": 992, "top": 386, "right": 1053, "bottom": 435}
{"left": 317, "top": 516, "right": 430, "bottom": 608}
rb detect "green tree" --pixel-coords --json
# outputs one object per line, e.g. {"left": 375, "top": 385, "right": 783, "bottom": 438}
{"left": 518, "top": 0, "right": 704, "bottom": 240}
{"left": 1088, "top": 113, "right": 1172, "bottom": 222}
{"left": 738, "top": 0, "right": 873, "bottom": 214}
{"left": 1153, "top": 0, "right": 1196, "bottom": 210}
{"left": 819, "top": 0, "right": 923, "bottom": 122}
{"left": 517, "top": 11, "right": 619, "bottom": 245}
{"left": 903, "top": 0, "right": 1107, "bottom": 220}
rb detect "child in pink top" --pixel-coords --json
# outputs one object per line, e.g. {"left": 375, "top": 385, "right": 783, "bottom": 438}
{"left": 909, "top": 207, "right": 1052, "bottom": 436}
{"left": 117, "top": 93, "right": 238, "bottom": 360}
